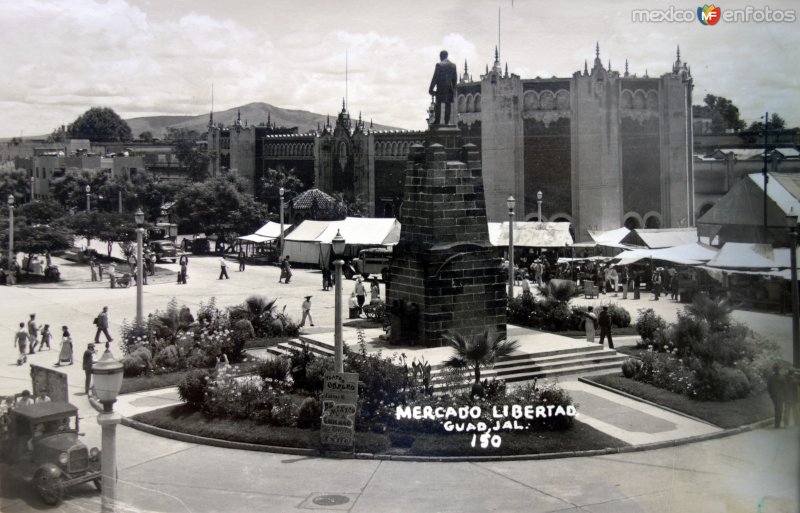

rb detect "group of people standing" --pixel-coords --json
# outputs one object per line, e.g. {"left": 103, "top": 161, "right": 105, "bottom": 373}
{"left": 13, "top": 313, "right": 74, "bottom": 367}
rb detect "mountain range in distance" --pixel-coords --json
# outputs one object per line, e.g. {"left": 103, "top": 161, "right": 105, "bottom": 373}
{"left": 126, "top": 101, "right": 404, "bottom": 139}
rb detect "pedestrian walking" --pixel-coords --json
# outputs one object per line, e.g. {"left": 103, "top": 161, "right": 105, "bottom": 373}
{"left": 767, "top": 364, "right": 785, "bottom": 428}
{"left": 108, "top": 262, "right": 116, "bottom": 288}
{"left": 57, "top": 326, "right": 73, "bottom": 366}
{"left": 237, "top": 250, "right": 246, "bottom": 272}
{"left": 652, "top": 268, "right": 662, "bottom": 300}
{"left": 299, "top": 296, "right": 314, "bottom": 328}
{"left": 321, "top": 266, "right": 332, "bottom": 291}
{"left": 354, "top": 277, "right": 366, "bottom": 315}
{"left": 784, "top": 369, "right": 799, "bottom": 427}
{"left": 634, "top": 271, "right": 641, "bottom": 300}
{"left": 620, "top": 267, "right": 630, "bottom": 300}
{"left": 82, "top": 344, "right": 96, "bottom": 395}
{"left": 90, "top": 257, "right": 99, "bottom": 282}
{"left": 279, "top": 256, "right": 292, "bottom": 284}
{"left": 178, "top": 261, "right": 187, "bottom": 284}
{"left": 218, "top": 257, "right": 229, "bottom": 280}
{"left": 598, "top": 305, "right": 614, "bottom": 349}
{"left": 93, "top": 306, "right": 113, "bottom": 343}
{"left": 583, "top": 306, "right": 598, "bottom": 343}
{"left": 27, "top": 314, "right": 39, "bottom": 354}
{"left": 521, "top": 273, "right": 531, "bottom": 298}
{"left": 39, "top": 324, "right": 52, "bottom": 350}
{"left": 13, "top": 323, "right": 29, "bottom": 365}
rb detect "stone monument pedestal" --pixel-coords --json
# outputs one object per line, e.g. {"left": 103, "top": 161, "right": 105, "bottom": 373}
{"left": 387, "top": 131, "right": 506, "bottom": 347}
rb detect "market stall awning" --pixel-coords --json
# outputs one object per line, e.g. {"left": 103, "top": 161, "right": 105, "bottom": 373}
{"left": 619, "top": 228, "right": 698, "bottom": 249}
{"left": 705, "top": 243, "right": 779, "bottom": 269}
{"left": 587, "top": 227, "right": 630, "bottom": 248}
{"left": 488, "top": 222, "right": 573, "bottom": 247}
{"left": 614, "top": 242, "right": 718, "bottom": 266}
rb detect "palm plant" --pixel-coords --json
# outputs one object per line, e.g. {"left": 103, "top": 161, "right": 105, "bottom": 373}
{"left": 229, "top": 295, "right": 277, "bottom": 337}
{"left": 151, "top": 302, "right": 195, "bottom": 346}
{"left": 443, "top": 331, "right": 519, "bottom": 397}
{"left": 685, "top": 295, "right": 732, "bottom": 332}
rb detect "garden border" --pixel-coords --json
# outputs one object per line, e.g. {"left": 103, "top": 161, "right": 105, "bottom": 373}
{"left": 121, "top": 412, "right": 772, "bottom": 463}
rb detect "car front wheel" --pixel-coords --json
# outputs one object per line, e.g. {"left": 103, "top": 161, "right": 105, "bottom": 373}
{"left": 34, "top": 470, "right": 64, "bottom": 506}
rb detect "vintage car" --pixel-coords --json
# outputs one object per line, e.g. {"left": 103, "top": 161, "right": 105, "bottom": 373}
{"left": 344, "top": 247, "right": 392, "bottom": 281}
{"left": 149, "top": 240, "right": 178, "bottom": 262}
{"left": 0, "top": 402, "right": 101, "bottom": 506}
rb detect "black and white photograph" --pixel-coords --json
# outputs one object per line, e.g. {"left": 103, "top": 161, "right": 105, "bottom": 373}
{"left": 0, "top": 1, "right": 798, "bottom": 512}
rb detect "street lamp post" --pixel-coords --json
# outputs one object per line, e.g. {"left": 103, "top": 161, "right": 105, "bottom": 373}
{"left": 537, "top": 190, "right": 543, "bottom": 222}
{"left": 788, "top": 208, "right": 799, "bottom": 368}
{"left": 7, "top": 195, "right": 14, "bottom": 283}
{"left": 279, "top": 187, "right": 285, "bottom": 256}
{"left": 507, "top": 195, "right": 515, "bottom": 300}
{"left": 332, "top": 230, "right": 346, "bottom": 373}
{"left": 118, "top": 190, "right": 123, "bottom": 214}
{"left": 85, "top": 184, "right": 91, "bottom": 212}
{"left": 30, "top": 176, "right": 35, "bottom": 202}
{"left": 134, "top": 209, "right": 145, "bottom": 328}
{"left": 92, "top": 345, "right": 124, "bottom": 513}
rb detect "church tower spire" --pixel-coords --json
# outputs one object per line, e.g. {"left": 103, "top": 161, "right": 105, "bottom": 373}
{"left": 624, "top": 59, "right": 629, "bottom": 77}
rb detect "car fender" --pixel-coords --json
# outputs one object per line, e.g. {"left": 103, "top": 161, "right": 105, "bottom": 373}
{"left": 35, "top": 463, "right": 63, "bottom": 480}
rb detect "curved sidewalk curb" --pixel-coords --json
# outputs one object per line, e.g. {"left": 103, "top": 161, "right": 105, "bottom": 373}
{"left": 577, "top": 376, "right": 720, "bottom": 427}
{"left": 120, "top": 413, "right": 771, "bottom": 463}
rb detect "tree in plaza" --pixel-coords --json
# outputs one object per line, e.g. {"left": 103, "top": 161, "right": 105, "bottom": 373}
{"left": 1, "top": 221, "right": 74, "bottom": 269}
{"left": 138, "top": 131, "right": 154, "bottom": 143}
{"left": 332, "top": 192, "right": 367, "bottom": 218}
{"left": 17, "top": 200, "right": 65, "bottom": 225}
{"left": 0, "top": 164, "right": 30, "bottom": 205}
{"left": 442, "top": 331, "right": 520, "bottom": 397}
{"left": 168, "top": 128, "right": 209, "bottom": 182}
{"left": 258, "top": 166, "right": 305, "bottom": 210}
{"left": 49, "top": 168, "right": 109, "bottom": 211}
{"left": 692, "top": 94, "right": 746, "bottom": 133}
{"left": 173, "top": 175, "right": 242, "bottom": 236}
{"left": 67, "top": 107, "right": 133, "bottom": 142}
{"left": 65, "top": 211, "right": 138, "bottom": 250}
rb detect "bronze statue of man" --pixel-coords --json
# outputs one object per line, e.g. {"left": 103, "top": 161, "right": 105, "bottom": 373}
{"left": 428, "top": 50, "right": 458, "bottom": 125}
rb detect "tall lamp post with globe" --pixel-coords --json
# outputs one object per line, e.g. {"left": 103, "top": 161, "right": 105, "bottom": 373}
{"left": 85, "top": 184, "right": 91, "bottom": 212}
{"left": 92, "top": 345, "right": 124, "bottom": 513}
{"left": 134, "top": 208, "right": 145, "bottom": 328}
{"left": 537, "top": 190, "right": 543, "bottom": 222}
{"left": 507, "top": 195, "right": 515, "bottom": 300}
{"left": 788, "top": 208, "right": 799, "bottom": 367}
{"left": 279, "top": 187, "right": 285, "bottom": 255}
{"left": 332, "top": 230, "right": 346, "bottom": 372}
{"left": 7, "top": 194, "right": 14, "bottom": 284}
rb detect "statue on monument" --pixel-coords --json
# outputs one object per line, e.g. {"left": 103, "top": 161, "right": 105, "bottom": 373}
{"left": 428, "top": 50, "right": 458, "bottom": 125}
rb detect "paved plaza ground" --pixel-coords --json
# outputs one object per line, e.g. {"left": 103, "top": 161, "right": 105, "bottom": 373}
{"left": 0, "top": 252, "right": 797, "bottom": 512}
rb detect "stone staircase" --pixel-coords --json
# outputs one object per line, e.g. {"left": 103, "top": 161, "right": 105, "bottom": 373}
{"left": 264, "top": 333, "right": 628, "bottom": 387}
{"left": 266, "top": 335, "right": 336, "bottom": 359}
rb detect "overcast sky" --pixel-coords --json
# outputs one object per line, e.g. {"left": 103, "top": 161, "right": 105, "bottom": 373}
{"left": 1, "top": 0, "right": 798, "bottom": 138}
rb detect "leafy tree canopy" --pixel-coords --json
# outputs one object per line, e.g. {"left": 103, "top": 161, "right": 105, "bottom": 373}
{"left": 67, "top": 107, "right": 133, "bottom": 142}
{"left": 17, "top": 200, "right": 65, "bottom": 225}
{"left": 174, "top": 175, "right": 264, "bottom": 236}
{"left": 168, "top": 128, "right": 209, "bottom": 182}
{"left": 0, "top": 164, "right": 30, "bottom": 205}
{"left": 65, "top": 211, "right": 138, "bottom": 245}
{"left": 2, "top": 222, "right": 74, "bottom": 256}
{"left": 746, "top": 113, "right": 787, "bottom": 133}
{"left": 49, "top": 168, "right": 109, "bottom": 211}
{"left": 692, "top": 94, "right": 746, "bottom": 133}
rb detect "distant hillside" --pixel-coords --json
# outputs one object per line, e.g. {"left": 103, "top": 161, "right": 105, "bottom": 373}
{"left": 126, "top": 102, "right": 403, "bottom": 138}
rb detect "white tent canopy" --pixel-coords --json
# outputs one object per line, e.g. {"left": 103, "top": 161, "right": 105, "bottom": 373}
{"left": 587, "top": 227, "right": 630, "bottom": 248}
{"left": 282, "top": 217, "right": 401, "bottom": 265}
{"left": 614, "top": 242, "right": 718, "bottom": 266}
{"left": 706, "top": 243, "right": 778, "bottom": 269}
{"left": 488, "top": 222, "right": 573, "bottom": 247}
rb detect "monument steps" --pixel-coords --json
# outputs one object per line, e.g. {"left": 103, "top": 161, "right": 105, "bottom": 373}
{"left": 263, "top": 333, "right": 627, "bottom": 390}
{"left": 265, "top": 336, "right": 335, "bottom": 359}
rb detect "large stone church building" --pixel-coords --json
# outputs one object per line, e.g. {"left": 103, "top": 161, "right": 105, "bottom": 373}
{"left": 207, "top": 45, "right": 694, "bottom": 241}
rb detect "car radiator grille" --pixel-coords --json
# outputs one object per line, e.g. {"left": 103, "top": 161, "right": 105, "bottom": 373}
{"left": 68, "top": 446, "right": 89, "bottom": 473}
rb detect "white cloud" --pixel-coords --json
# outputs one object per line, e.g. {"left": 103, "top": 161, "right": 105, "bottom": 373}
{"left": 1, "top": 0, "right": 799, "bottom": 136}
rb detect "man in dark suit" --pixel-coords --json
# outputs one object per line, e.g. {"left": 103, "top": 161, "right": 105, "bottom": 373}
{"left": 429, "top": 50, "right": 458, "bottom": 125}
{"left": 598, "top": 305, "right": 614, "bottom": 349}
